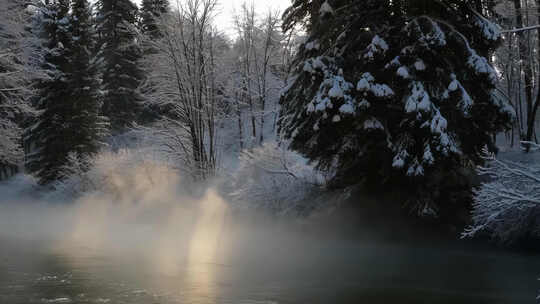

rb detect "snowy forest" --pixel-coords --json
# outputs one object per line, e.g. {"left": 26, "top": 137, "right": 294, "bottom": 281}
{"left": 1, "top": 0, "right": 540, "bottom": 245}
{"left": 1, "top": 0, "right": 540, "bottom": 268}
{"left": 2, "top": 0, "right": 540, "bottom": 302}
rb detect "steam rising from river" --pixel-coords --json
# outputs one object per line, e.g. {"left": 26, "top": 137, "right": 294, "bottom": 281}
{"left": 1, "top": 153, "right": 539, "bottom": 303}
{"left": 0, "top": 154, "right": 326, "bottom": 289}
{"left": 0, "top": 158, "right": 231, "bottom": 271}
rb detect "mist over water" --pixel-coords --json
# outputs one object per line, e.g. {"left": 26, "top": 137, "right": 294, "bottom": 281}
{"left": 0, "top": 161, "right": 539, "bottom": 304}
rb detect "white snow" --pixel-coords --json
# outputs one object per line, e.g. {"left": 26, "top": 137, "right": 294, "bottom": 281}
{"left": 447, "top": 75, "right": 474, "bottom": 111}
{"left": 356, "top": 72, "right": 393, "bottom": 98}
{"left": 356, "top": 78, "right": 370, "bottom": 91}
{"left": 405, "top": 82, "right": 431, "bottom": 113}
{"left": 430, "top": 110, "right": 447, "bottom": 134}
{"left": 339, "top": 102, "right": 354, "bottom": 114}
{"left": 315, "top": 97, "right": 332, "bottom": 111}
{"left": 448, "top": 79, "right": 459, "bottom": 92}
{"left": 392, "top": 149, "right": 409, "bottom": 169}
{"left": 364, "top": 35, "right": 389, "bottom": 60}
{"left": 467, "top": 51, "right": 497, "bottom": 84}
{"left": 303, "top": 61, "right": 314, "bottom": 73}
{"left": 303, "top": 56, "right": 325, "bottom": 74}
{"left": 406, "top": 158, "right": 423, "bottom": 176}
{"left": 386, "top": 56, "right": 401, "bottom": 69}
{"left": 460, "top": 87, "right": 473, "bottom": 110}
{"left": 363, "top": 118, "right": 384, "bottom": 130}
{"left": 475, "top": 16, "right": 501, "bottom": 41}
{"left": 392, "top": 156, "right": 405, "bottom": 169}
{"left": 328, "top": 80, "right": 344, "bottom": 98}
{"left": 319, "top": 1, "right": 334, "bottom": 16}
{"left": 463, "top": 145, "right": 540, "bottom": 243}
{"left": 305, "top": 40, "right": 320, "bottom": 51}
{"left": 423, "top": 145, "right": 434, "bottom": 165}
{"left": 414, "top": 60, "right": 426, "bottom": 71}
{"left": 397, "top": 66, "right": 410, "bottom": 79}
{"left": 370, "top": 83, "right": 394, "bottom": 97}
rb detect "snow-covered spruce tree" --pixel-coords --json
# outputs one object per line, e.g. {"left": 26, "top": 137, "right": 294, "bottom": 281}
{"left": 279, "top": 0, "right": 513, "bottom": 217}
{"left": 26, "top": 0, "right": 106, "bottom": 185}
{"left": 26, "top": 0, "right": 74, "bottom": 184}
{"left": 67, "top": 0, "right": 108, "bottom": 157}
{"left": 96, "top": 0, "right": 143, "bottom": 132}
{"left": 0, "top": 0, "right": 38, "bottom": 180}
{"left": 140, "top": 0, "right": 169, "bottom": 39}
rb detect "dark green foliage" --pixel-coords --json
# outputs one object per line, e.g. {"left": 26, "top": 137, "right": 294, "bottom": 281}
{"left": 140, "top": 0, "right": 168, "bottom": 39}
{"left": 138, "top": 0, "right": 169, "bottom": 123}
{"left": 26, "top": 0, "right": 74, "bottom": 184}
{"left": 67, "top": 0, "right": 108, "bottom": 156}
{"left": 279, "top": 0, "right": 513, "bottom": 217}
{"left": 96, "top": 0, "right": 144, "bottom": 131}
{"left": 26, "top": 0, "right": 106, "bottom": 185}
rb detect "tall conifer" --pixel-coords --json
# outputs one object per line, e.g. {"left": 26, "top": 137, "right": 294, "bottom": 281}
{"left": 96, "top": 0, "right": 143, "bottom": 131}
{"left": 27, "top": 0, "right": 106, "bottom": 185}
{"left": 140, "top": 0, "right": 169, "bottom": 39}
{"left": 279, "top": 0, "right": 513, "bottom": 216}
{"left": 26, "top": 0, "right": 74, "bottom": 184}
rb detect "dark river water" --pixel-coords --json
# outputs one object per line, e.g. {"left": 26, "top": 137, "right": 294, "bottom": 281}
{"left": 1, "top": 228, "right": 539, "bottom": 304}
{"left": 0, "top": 181, "right": 539, "bottom": 304}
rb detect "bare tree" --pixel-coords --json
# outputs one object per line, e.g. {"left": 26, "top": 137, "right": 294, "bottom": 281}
{"left": 253, "top": 10, "right": 281, "bottom": 144}
{"left": 234, "top": 2, "right": 258, "bottom": 142}
{"left": 494, "top": 0, "right": 540, "bottom": 149}
{"left": 0, "top": 0, "right": 41, "bottom": 180}
{"left": 232, "top": 3, "right": 285, "bottom": 147}
{"left": 141, "top": 0, "right": 223, "bottom": 179}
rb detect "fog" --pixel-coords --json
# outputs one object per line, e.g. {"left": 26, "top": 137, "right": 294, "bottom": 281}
{"left": 0, "top": 161, "right": 539, "bottom": 304}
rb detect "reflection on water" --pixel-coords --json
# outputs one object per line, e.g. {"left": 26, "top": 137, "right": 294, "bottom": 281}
{"left": 2, "top": 231, "right": 540, "bottom": 303}
{"left": 184, "top": 189, "right": 227, "bottom": 303}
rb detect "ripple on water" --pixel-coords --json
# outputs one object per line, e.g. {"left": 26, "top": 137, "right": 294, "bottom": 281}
{"left": 41, "top": 297, "right": 71, "bottom": 303}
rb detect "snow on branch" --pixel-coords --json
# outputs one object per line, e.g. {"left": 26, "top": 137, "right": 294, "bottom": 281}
{"left": 229, "top": 142, "right": 327, "bottom": 216}
{"left": 501, "top": 25, "right": 540, "bottom": 34}
{"left": 462, "top": 146, "right": 540, "bottom": 243}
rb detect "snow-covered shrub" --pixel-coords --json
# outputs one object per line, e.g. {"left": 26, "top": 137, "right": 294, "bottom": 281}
{"left": 48, "top": 148, "right": 175, "bottom": 201}
{"left": 462, "top": 144, "right": 540, "bottom": 244}
{"left": 229, "top": 142, "right": 327, "bottom": 216}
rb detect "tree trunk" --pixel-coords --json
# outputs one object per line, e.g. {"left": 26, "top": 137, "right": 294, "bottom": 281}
{"left": 236, "top": 91, "right": 244, "bottom": 150}
{"left": 249, "top": 95, "right": 257, "bottom": 141}
{"left": 524, "top": 0, "right": 540, "bottom": 150}
{"left": 260, "top": 97, "right": 265, "bottom": 144}
{"left": 514, "top": 0, "right": 535, "bottom": 145}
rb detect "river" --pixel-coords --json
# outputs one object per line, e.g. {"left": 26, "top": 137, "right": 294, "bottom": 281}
{"left": 1, "top": 217, "right": 539, "bottom": 304}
